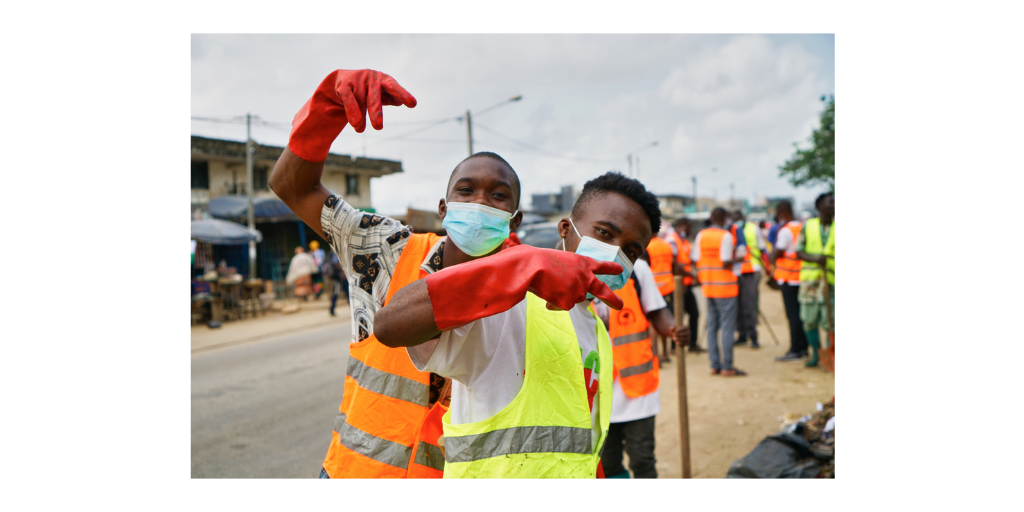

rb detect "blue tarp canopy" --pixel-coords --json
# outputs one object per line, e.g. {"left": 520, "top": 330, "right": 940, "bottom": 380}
{"left": 209, "top": 194, "right": 299, "bottom": 223}
{"left": 191, "top": 219, "right": 263, "bottom": 245}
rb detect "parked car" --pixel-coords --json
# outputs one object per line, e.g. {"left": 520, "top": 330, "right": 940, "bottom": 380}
{"left": 517, "top": 222, "right": 560, "bottom": 249}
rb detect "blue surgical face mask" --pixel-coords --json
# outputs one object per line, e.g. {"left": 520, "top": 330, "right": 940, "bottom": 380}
{"left": 563, "top": 218, "right": 633, "bottom": 294}
{"left": 441, "top": 200, "right": 517, "bottom": 257}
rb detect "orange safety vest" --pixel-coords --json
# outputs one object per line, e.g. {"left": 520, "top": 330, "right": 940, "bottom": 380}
{"left": 731, "top": 224, "right": 755, "bottom": 274}
{"left": 322, "top": 233, "right": 446, "bottom": 478}
{"left": 772, "top": 221, "right": 803, "bottom": 284}
{"left": 609, "top": 278, "right": 659, "bottom": 398}
{"left": 665, "top": 231, "right": 694, "bottom": 286}
{"left": 696, "top": 228, "right": 739, "bottom": 299}
{"left": 646, "top": 237, "right": 675, "bottom": 296}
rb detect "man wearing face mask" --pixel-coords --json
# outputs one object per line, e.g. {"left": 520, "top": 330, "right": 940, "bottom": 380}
{"left": 268, "top": 68, "right": 526, "bottom": 479}
{"left": 375, "top": 172, "right": 662, "bottom": 478}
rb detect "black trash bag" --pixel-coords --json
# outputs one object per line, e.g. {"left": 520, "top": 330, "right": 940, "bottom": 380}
{"left": 726, "top": 432, "right": 824, "bottom": 478}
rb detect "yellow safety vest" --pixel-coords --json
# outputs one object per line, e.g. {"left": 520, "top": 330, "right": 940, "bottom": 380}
{"left": 799, "top": 217, "right": 834, "bottom": 285}
{"left": 441, "top": 293, "right": 612, "bottom": 478}
{"left": 743, "top": 222, "right": 762, "bottom": 271}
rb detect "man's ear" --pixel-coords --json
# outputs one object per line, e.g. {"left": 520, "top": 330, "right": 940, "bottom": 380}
{"left": 557, "top": 218, "right": 572, "bottom": 239}
{"left": 438, "top": 198, "right": 447, "bottom": 220}
{"left": 509, "top": 211, "right": 523, "bottom": 232}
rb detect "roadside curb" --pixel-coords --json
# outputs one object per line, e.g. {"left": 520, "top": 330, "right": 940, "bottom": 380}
{"left": 191, "top": 319, "right": 347, "bottom": 355}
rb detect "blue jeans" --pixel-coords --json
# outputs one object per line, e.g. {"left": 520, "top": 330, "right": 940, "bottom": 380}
{"left": 706, "top": 296, "right": 738, "bottom": 371}
{"left": 319, "top": 467, "right": 330, "bottom": 479}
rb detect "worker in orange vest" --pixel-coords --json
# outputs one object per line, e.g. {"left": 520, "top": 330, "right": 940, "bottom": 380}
{"left": 645, "top": 235, "right": 676, "bottom": 363}
{"left": 691, "top": 207, "right": 747, "bottom": 376}
{"left": 269, "top": 68, "right": 525, "bottom": 478}
{"left": 770, "top": 200, "right": 808, "bottom": 363}
{"left": 663, "top": 217, "right": 701, "bottom": 354}
{"left": 599, "top": 254, "right": 688, "bottom": 478}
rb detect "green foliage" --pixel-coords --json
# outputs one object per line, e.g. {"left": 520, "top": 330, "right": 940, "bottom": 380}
{"left": 779, "top": 95, "right": 834, "bottom": 192}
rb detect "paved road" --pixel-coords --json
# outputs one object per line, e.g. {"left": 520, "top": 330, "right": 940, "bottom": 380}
{"left": 191, "top": 322, "right": 351, "bottom": 478}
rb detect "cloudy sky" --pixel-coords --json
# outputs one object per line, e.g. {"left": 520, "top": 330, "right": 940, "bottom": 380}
{"left": 191, "top": 34, "right": 834, "bottom": 216}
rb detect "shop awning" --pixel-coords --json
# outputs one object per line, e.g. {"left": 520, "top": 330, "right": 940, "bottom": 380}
{"left": 209, "top": 194, "right": 300, "bottom": 223}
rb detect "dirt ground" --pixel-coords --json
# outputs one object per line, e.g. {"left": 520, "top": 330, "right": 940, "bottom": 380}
{"left": 640, "top": 279, "right": 835, "bottom": 478}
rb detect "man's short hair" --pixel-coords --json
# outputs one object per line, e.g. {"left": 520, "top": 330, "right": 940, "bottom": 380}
{"left": 447, "top": 152, "right": 521, "bottom": 208}
{"left": 711, "top": 207, "right": 728, "bottom": 223}
{"left": 815, "top": 192, "right": 834, "bottom": 210}
{"left": 571, "top": 171, "right": 662, "bottom": 234}
{"left": 776, "top": 201, "right": 793, "bottom": 215}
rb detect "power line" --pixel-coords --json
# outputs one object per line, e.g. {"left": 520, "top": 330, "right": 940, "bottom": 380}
{"left": 472, "top": 122, "right": 621, "bottom": 164}
{"left": 191, "top": 115, "right": 246, "bottom": 124}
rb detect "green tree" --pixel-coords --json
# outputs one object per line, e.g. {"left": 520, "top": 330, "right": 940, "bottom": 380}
{"left": 780, "top": 95, "right": 834, "bottom": 192}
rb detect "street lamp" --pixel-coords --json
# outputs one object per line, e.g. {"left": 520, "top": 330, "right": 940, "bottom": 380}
{"left": 465, "top": 95, "right": 523, "bottom": 156}
{"left": 627, "top": 141, "right": 658, "bottom": 178}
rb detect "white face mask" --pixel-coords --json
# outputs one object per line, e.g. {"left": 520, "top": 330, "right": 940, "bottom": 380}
{"left": 562, "top": 218, "right": 633, "bottom": 293}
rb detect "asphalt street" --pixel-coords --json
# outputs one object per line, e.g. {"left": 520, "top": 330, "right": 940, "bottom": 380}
{"left": 191, "top": 322, "right": 351, "bottom": 478}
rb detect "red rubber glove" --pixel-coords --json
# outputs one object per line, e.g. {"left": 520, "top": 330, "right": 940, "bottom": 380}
{"left": 425, "top": 244, "right": 624, "bottom": 331}
{"left": 288, "top": 69, "right": 417, "bottom": 162}
{"left": 500, "top": 232, "right": 522, "bottom": 251}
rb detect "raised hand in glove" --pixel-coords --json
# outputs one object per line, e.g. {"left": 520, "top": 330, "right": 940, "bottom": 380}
{"left": 425, "top": 244, "right": 624, "bottom": 331}
{"left": 288, "top": 69, "right": 417, "bottom": 162}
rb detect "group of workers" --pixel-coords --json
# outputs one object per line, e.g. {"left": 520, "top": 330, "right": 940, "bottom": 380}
{"left": 644, "top": 190, "right": 835, "bottom": 378}
{"left": 269, "top": 68, "right": 833, "bottom": 480}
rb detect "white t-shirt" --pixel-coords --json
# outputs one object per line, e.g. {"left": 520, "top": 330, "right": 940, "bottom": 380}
{"left": 610, "top": 258, "right": 667, "bottom": 423}
{"left": 407, "top": 300, "right": 603, "bottom": 451}
{"left": 773, "top": 221, "right": 802, "bottom": 285}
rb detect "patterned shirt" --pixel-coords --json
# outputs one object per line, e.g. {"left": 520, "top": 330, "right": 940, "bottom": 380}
{"left": 320, "top": 194, "right": 449, "bottom": 406}
{"left": 319, "top": 194, "right": 445, "bottom": 344}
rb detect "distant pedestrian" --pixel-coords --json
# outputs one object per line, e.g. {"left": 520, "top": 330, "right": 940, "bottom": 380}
{"left": 692, "top": 207, "right": 746, "bottom": 376}
{"left": 309, "top": 240, "right": 326, "bottom": 299}
{"left": 645, "top": 234, "right": 676, "bottom": 362}
{"left": 286, "top": 246, "right": 317, "bottom": 300}
{"left": 328, "top": 252, "right": 348, "bottom": 317}
{"left": 767, "top": 215, "right": 781, "bottom": 253}
{"left": 664, "top": 217, "right": 701, "bottom": 354}
{"left": 732, "top": 210, "right": 769, "bottom": 349}
{"left": 796, "top": 193, "right": 834, "bottom": 367}
{"left": 771, "top": 201, "right": 808, "bottom": 362}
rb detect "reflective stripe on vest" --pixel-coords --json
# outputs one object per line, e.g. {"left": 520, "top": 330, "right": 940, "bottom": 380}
{"left": 646, "top": 237, "right": 675, "bottom": 296}
{"left": 346, "top": 357, "right": 430, "bottom": 407}
{"left": 697, "top": 228, "right": 739, "bottom": 299}
{"left": 441, "top": 293, "right": 612, "bottom": 478}
{"left": 666, "top": 231, "right": 694, "bottom": 286}
{"left": 321, "top": 232, "right": 443, "bottom": 479}
{"left": 609, "top": 279, "right": 658, "bottom": 398}
{"left": 414, "top": 440, "right": 446, "bottom": 471}
{"left": 799, "top": 217, "right": 834, "bottom": 285}
{"left": 444, "top": 425, "right": 592, "bottom": 463}
{"left": 333, "top": 412, "right": 412, "bottom": 470}
{"left": 612, "top": 331, "right": 648, "bottom": 346}
{"left": 773, "top": 222, "right": 803, "bottom": 283}
{"left": 743, "top": 222, "right": 762, "bottom": 272}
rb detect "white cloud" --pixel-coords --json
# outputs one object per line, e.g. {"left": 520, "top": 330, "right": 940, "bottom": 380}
{"left": 191, "top": 34, "right": 834, "bottom": 214}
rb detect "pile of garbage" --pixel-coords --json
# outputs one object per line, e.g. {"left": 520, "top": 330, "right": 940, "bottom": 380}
{"left": 726, "top": 397, "right": 835, "bottom": 478}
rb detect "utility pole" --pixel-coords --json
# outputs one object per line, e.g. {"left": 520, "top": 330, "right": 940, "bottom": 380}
{"left": 636, "top": 155, "right": 640, "bottom": 180}
{"left": 466, "top": 110, "right": 473, "bottom": 156}
{"left": 246, "top": 113, "right": 257, "bottom": 278}
{"left": 627, "top": 154, "right": 633, "bottom": 178}
{"left": 730, "top": 183, "right": 735, "bottom": 208}
{"left": 692, "top": 176, "right": 697, "bottom": 212}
